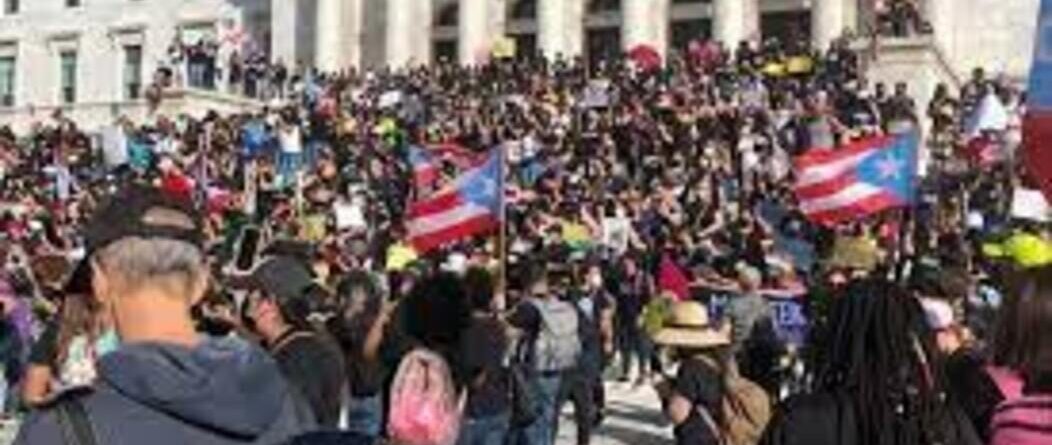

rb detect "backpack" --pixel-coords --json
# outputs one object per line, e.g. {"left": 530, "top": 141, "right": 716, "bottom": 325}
{"left": 697, "top": 371, "right": 772, "bottom": 445}
{"left": 987, "top": 366, "right": 1052, "bottom": 445}
{"left": 388, "top": 349, "right": 465, "bottom": 445}
{"left": 721, "top": 374, "right": 772, "bottom": 445}
{"left": 528, "top": 298, "right": 581, "bottom": 373}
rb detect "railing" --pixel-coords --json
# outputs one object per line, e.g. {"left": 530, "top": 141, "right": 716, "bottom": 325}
{"left": 0, "top": 87, "right": 263, "bottom": 133}
{"left": 849, "top": 34, "right": 963, "bottom": 90}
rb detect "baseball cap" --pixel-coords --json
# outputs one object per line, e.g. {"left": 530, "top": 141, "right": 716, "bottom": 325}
{"left": 84, "top": 184, "right": 204, "bottom": 253}
{"left": 245, "top": 255, "right": 316, "bottom": 306}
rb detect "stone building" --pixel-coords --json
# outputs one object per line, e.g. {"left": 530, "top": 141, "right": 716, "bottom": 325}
{"left": 0, "top": 0, "right": 1041, "bottom": 132}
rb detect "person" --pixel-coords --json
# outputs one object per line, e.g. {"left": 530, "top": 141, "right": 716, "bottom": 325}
{"left": 613, "top": 256, "right": 653, "bottom": 384}
{"left": 240, "top": 254, "right": 347, "bottom": 429}
{"left": 946, "top": 266, "right": 1052, "bottom": 443}
{"left": 457, "top": 267, "right": 512, "bottom": 445}
{"left": 15, "top": 185, "right": 314, "bottom": 444}
{"left": 22, "top": 262, "right": 114, "bottom": 407}
{"left": 555, "top": 263, "right": 614, "bottom": 445}
{"left": 330, "top": 269, "right": 390, "bottom": 441}
{"left": 727, "top": 264, "right": 779, "bottom": 388}
{"left": 654, "top": 300, "right": 770, "bottom": 445}
{"left": 760, "top": 280, "right": 981, "bottom": 445}
{"left": 507, "top": 264, "right": 581, "bottom": 445}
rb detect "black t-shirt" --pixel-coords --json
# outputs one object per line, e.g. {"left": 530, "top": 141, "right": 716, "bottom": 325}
{"left": 571, "top": 290, "right": 611, "bottom": 375}
{"left": 672, "top": 358, "right": 724, "bottom": 445}
{"left": 271, "top": 329, "right": 347, "bottom": 429}
{"left": 460, "top": 314, "right": 511, "bottom": 419}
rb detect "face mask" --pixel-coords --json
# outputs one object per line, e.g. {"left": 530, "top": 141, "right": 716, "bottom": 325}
{"left": 94, "top": 328, "right": 120, "bottom": 357}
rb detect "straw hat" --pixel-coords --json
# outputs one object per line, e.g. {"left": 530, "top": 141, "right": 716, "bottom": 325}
{"left": 653, "top": 301, "right": 731, "bottom": 349}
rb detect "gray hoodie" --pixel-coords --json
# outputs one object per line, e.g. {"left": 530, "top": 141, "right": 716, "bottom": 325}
{"left": 15, "top": 336, "right": 315, "bottom": 445}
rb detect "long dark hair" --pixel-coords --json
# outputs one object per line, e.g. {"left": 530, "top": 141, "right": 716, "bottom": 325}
{"left": 332, "top": 270, "right": 383, "bottom": 353}
{"left": 812, "top": 279, "right": 960, "bottom": 445}
{"left": 55, "top": 294, "right": 103, "bottom": 367}
{"left": 992, "top": 266, "right": 1052, "bottom": 382}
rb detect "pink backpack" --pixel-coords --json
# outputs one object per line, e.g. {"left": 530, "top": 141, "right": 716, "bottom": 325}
{"left": 987, "top": 366, "right": 1052, "bottom": 445}
{"left": 388, "top": 349, "right": 465, "bottom": 445}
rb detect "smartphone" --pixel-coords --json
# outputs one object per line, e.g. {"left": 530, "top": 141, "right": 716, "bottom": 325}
{"left": 234, "top": 226, "right": 262, "bottom": 272}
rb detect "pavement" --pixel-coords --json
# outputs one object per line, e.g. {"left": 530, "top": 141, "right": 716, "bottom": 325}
{"left": 556, "top": 380, "right": 674, "bottom": 445}
{"left": 0, "top": 380, "right": 674, "bottom": 445}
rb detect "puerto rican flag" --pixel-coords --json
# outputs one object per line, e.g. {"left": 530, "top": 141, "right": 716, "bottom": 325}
{"left": 1025, "top": 0, "right": 1052, "bottom": 201}
{"left": 794, "top": 133, "right": 919, "bottom": 225}
{"left": 408, "top": 145, "right": 440, "bottom": 188}
{"left": 407, "top": 148, "right": 503, "bottom": 253}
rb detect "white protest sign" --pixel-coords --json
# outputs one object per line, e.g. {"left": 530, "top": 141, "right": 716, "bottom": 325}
{"left": 1012, "top": 188, "right": 1052, "bottom": 222}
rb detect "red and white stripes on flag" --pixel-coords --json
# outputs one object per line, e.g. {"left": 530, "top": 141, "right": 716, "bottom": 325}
{"left": 405, "top": 193, "right": 499, "bottom": 253}
{"left": 794, "top": 135, "right": 916, "bottom": 225}
{"left": 406, "top": 148, "right": 503, "bottom": 253}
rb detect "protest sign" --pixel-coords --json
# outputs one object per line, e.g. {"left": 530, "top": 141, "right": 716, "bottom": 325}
{"left": 1012, "top": 188, "right": 1052, "bottom": 222}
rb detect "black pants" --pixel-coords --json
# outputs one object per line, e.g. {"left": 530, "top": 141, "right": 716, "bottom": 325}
{"left": 555, "top": 369, "right": 599, "bottom": 445}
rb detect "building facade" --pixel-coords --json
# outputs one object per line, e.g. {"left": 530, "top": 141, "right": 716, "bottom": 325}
{"left": 0, "top": 0, "right": 1041, "bottom": 130}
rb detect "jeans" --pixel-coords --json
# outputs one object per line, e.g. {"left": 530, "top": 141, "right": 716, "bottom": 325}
{"left": 277, "top": 151, "right": 303, "bottom": 187}
{"left": 517, "top": 374, "right": 561, "bottom": 445}
{"left": 555, "top": 370, "right": 599, "bottom": 445}
{"left": 343, "top": 394, "right": 383, "bottom": 438}
{"left": 617, "top": 322, "right": 653, "bottom": 379}
{"left": 457, "top": 413, "right": 509, "bottom": 445}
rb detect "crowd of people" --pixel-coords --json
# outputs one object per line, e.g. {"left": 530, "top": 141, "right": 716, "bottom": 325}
{"left": 0, "top": 23, "right": 1045, "bottom": 445}
{"left": 156, "top": 33, "right": 294, "bottom": 102}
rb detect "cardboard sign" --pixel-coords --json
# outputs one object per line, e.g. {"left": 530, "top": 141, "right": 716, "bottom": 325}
{"left": 378, "top": 90, "right": 403, "bottom": 109}
{"left": 580, "top": 80, "right": 611, "bottom": 109}
{"left": 1012, "top": 188, "right": 1052, "bottom": 222}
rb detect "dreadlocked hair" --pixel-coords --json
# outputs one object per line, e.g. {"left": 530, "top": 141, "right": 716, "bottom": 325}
{"left": 812, "top": 279, "right": 957, "bottom": 445}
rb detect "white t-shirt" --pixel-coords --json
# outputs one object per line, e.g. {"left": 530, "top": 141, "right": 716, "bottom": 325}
{"left": 279, "top": 126, "right": 302, "bottom": 154}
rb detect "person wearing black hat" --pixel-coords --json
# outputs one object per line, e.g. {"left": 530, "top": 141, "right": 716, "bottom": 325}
{"left": 240, "top": 254, "right": 346, "bottom": 429}
{"left": 15, "top": 185, "right": 315, "bottom": 445}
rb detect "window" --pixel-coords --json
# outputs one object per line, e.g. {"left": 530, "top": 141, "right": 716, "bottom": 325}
{"left": 66, "top": 0, "right": 80, "bottom": 7}
{"left": 59, "top": 50, "right": 76, "bottom": 104}
{"left": 435, "top": 3, "right": 458, "bottom": 27}
{"left": 509, "top": 0, "right": 536, "bottom": 20}
{"left": 588, "top": 0, "right": 619, "bottom": 13}
{"left": 3, "top": 0, "right": 18, "bottom": 14}
{"left": 433, "top": 39, "right": 457, "bottom": 63}
{"left": 0, "top": 57, "right": 14, "bottom": 107}
{"left": 123, "top": 45, "right": 142, "bottom": 99}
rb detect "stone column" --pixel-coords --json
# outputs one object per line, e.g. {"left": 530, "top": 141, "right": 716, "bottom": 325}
{"left": 459, "top": 0, "right": 490, "bottom": 65}
{"left": 343, "top": 0, "right": 364, "bottom": 69}
{"left": 539, "top": 0, "right": 584, "bottom": 60}
{"left": 315, "top": 0, "right": 344, "bottom": 73}
{"left": 412, "top": 0, "right": 433, "bottom": 66}
{"left": 385, "top": 0, "right": 415, "bottom": 68}
{"left": 812, "top": 0, "right": 845, "bottom": 51}
{"left": 713, "top": 0, "right": 758, "bottom": 47}
{"left": 621, "top": 0, "right": 670, "bottom": 58}
{"left": 270, "top": 0, "right": 298, "bottom": 65}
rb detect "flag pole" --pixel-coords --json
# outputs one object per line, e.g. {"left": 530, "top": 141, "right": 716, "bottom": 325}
{"left": 496, "top": 145, "right": 508, "bottom": 312}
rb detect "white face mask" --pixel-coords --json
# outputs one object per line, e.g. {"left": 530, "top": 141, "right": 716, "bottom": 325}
{"left": 588, "top": 274, "right": 603, "bottom": 289}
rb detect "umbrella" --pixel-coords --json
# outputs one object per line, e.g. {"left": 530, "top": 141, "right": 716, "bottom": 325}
{"left": 628, "top": 44, "right": 662, "bottom": 71}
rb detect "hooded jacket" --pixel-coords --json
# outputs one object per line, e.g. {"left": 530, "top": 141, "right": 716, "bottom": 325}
{"left": 15, "top": 336, "right": 315, "bottom": 445}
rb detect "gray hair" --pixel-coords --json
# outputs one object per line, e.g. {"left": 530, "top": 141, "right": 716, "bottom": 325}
{"left": 95, "top": 237, "right": 206, "bottom": 296}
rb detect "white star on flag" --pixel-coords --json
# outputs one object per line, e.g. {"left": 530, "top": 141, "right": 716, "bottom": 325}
{"left": 875, "top": 155, "right": 904, "bottom": 180}
{"left": 476, "top": 177, "right": 496, "bottom": 199}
